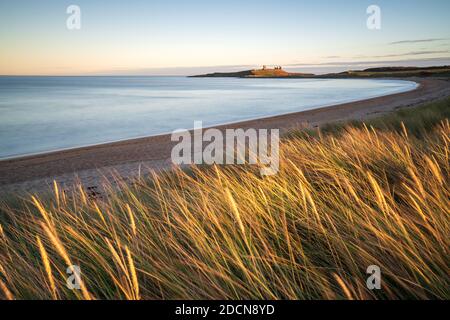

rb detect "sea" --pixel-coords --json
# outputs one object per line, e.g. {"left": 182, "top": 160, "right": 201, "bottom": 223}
{"left": 0, "top": 76, "right": 418, "bottom": 159}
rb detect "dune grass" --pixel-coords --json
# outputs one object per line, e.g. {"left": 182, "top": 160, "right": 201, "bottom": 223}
{"left": 287, "top": 96, "right": 450, "bottom": 139}
{"left": 0, "top": 100, "right": 449, "bottom": 300}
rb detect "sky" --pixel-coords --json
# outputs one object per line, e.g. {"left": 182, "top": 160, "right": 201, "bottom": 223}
{"left": 0, "top": 0, "right": 449, "bottom": 75}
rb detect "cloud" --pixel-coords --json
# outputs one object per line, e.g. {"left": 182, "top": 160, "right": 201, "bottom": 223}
{"left": 86, "top": 56, "right": 450, "bottom": 76}
{"left": 288, "top": 56, "right": 450, "bottom": 67}
{"left": 88, "top": 64, "right": 258, "bottom": 76}
{"left": 389, "top": 38, "right": 447, "bottom": 45}
{"left": 284, "top": 57, "right": 450, "bottom": 75}
{"left": 319, "top": 50, "right": 450, "bottom": 63}
{"left": 372, "top": 50, "right": 449, "bottom": 58}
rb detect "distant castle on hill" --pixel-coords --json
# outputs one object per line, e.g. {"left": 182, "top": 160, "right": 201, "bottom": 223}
{"left": 262, "top": 65, "right": 283, "bottom": 70}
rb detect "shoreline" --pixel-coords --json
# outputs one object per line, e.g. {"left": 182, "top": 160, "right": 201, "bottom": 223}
{"left": 1, "top": 77, "right": 450, "bottom": 195}
{"left": 0, "top": 79, "right": 418, "bottom": 162}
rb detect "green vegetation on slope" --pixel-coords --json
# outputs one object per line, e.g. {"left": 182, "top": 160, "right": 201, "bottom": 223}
{"left": 284, "top": 96, "right": 450, "bottom": 143}
{"left": 330, "top": 66, "right": 450, "bottom": 78}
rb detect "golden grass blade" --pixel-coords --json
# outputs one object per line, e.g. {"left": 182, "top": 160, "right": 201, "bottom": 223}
{"left": 0, "top": 278, "right": 14, "bottom": 300}
{"left": 36, "top": 236, "right": 58, "bottom": 299}
{"left": 125, "top": 246, "right": 140, "bottom": 300}
{"left": 41, "top": 222, "right": 92, "bottom": 300}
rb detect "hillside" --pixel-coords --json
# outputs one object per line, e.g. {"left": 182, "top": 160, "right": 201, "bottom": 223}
{"left": 317, "top": 66, "right": 450, "bottom": 78}
{"left": 191, "top": 65, "right": 450, "bottom": 78}
{"left": 190, "top": 67, "right": 314, "bottom": 78}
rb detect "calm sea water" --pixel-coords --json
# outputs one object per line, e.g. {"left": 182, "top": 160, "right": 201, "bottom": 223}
{"left": 0, "top": 76, "right": 417, "bottom": 159}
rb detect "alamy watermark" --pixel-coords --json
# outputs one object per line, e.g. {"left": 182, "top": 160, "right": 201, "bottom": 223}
{"left": 66, "top": 265, "right": 82, "bottom": 290}
{"left": 171, "top": 121, "right": 279, "bottom": 176}
{"left": 367, "top": 5, "right": 381, "bottom": 30}
{"left": 66, "top": 5, "right": 81, "bottom": 30}
{"left": 366, "top": 265, "right": 381, "bottom": 290}
{"left": 65, "top": 5, "right": 380, "bottom": 31}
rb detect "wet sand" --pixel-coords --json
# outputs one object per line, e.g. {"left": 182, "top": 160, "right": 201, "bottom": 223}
{"left": 1, "top": 77, "right": 450, "bottom": 196}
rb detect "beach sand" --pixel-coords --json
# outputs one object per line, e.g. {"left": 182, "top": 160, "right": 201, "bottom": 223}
{"left": 1, "top": 77, "right": 450, "bottom": 196}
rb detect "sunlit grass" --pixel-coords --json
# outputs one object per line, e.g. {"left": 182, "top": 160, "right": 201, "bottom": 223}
{"left": 0, "top": 105, "right": 449, "bottom": 300}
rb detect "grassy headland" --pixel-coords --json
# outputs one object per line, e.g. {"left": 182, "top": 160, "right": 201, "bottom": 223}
{"left": 0, "top": 97, "right": 448, "bottom": 300}
{"left": 192, "top": 65, "right": 450, "bottom": 78}
{"left": 322, "top": 66, "right": 450, "bottom": 79}
{"left": 190, "top": 67, "right": 314, "bottom": 78}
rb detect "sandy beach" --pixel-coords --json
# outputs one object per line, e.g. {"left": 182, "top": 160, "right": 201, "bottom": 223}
{"left": 1, "top": 77, "right": 450, "bottom": 196}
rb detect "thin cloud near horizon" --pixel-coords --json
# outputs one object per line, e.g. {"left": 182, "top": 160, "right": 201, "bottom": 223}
{"left": 83, "top": 57, "right": 450, "bottom": 76}
{"left": 287, "top": 56, "right": 450, "bottom": 67}
{"left": 321, "top": 50, "right": 450, "bottom": 60}
{"left": 369, "top": 50, "right": 449, "bottom": 58}
{"left": 389, "top": 38, "right": 449, "bottom": 45}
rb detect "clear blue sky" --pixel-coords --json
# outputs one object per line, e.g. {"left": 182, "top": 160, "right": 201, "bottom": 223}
{"left": 1, "top": 0, "right": 449, "bottom": 75}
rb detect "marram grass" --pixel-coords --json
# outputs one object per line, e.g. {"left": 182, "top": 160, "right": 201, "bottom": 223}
{"left": 0, "top": 120, "right": 448, "bottom": 300}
